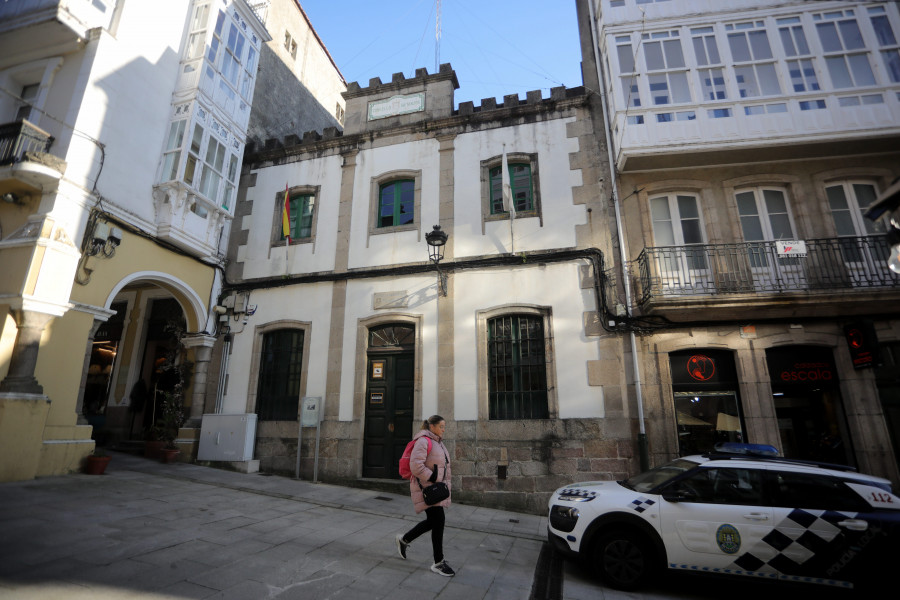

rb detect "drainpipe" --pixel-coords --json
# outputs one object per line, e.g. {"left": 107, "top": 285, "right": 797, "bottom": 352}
{"left": 588, "top": 0, "right": 649, "bottom": 471}
{"left": 214, "top": 332, "right": 231, "bottom": 414}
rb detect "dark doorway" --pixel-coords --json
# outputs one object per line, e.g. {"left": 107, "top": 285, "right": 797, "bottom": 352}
{"left": 363, "top": 324, "right": 414, "bottom": 479}
{"left": 766, "top": 346, "right": 854, "bottom": 466}
{"left": 137, "top": 298, "right": 187, "bottom": 438}
{"left": 84, "top": 301, "right": 127, "bottom": 444}
{"left": 874, "top": 341, "right": 900, "bottom": 468}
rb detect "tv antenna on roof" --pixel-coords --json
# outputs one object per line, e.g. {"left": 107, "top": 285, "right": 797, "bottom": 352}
{"left": 435, "top": 0, "right": 441, "bottom": 72}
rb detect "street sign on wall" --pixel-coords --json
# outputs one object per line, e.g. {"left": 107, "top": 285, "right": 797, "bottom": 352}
{"left": 367, "top": 93, "right": 425, "bottom": 121}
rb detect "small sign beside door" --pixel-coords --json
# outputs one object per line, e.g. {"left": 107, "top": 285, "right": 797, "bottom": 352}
{"left": 300, "top": 396, "right": 322, "bottom": 427}
{"left": 370, "top": 392, "right": 384, "bottom": 404}
{"left": 371, "top": 361, "right": 384, "bottom": 379}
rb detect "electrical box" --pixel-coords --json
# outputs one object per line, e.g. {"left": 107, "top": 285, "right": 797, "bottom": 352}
{"left": 234, "top": 293, "right": 247, "bottom": 313}
{"left": 197, "top": 413, "right": 257, "bottom": 461}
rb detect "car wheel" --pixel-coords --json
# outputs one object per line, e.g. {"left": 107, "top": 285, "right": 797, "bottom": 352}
{"left": 592, "top": 529, "right": 655, "bottom": 591}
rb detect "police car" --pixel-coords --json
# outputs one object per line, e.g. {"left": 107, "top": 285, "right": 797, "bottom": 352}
{"left": 547, "top": 443, "right": 899, "bottom": 591}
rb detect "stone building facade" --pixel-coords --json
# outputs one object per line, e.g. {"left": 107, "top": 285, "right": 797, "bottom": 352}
{"left": 218, "top": 64, "right": 630, "bottom": 513}
{"left": 579, "top": 0, "right": 900, "bottom": 484}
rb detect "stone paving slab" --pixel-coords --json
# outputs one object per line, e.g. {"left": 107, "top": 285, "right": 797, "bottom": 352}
{"left": 1, "top": 451, "right": 848, "bottom": 600}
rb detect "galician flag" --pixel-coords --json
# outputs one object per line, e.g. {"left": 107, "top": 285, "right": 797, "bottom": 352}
{"left": 501, "top": 145, "right": 515, "bottom": 219}
{"left": 282, "top": 183, "right": 291, "bottom": 244}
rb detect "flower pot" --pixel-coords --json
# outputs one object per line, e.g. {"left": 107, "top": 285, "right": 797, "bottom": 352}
{"left": 145, "top": 440, "right": 165, "bottom": 459}
{"left": 161, "top": 448, "right": 180, "bottom": 464}
{"left": 85, "top": 455, "right": 111, "bottom": 475}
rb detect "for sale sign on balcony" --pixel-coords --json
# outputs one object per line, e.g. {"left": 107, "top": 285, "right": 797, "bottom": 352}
{"left": 776, "top": 240, "right": 807, "bottom": 257}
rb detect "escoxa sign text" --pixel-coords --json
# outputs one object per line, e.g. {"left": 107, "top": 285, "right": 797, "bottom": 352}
{"left": 778, "top": 362, "right": 833, "bottom": 382}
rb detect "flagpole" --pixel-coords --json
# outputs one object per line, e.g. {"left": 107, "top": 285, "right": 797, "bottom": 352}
{"left": 283, "top": 183, "right": 291, "bottom": 277}
{"left": 501, "top": 144, "right": 515, "bottom": 254}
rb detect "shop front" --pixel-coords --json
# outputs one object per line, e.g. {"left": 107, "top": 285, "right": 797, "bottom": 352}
{"left": 669, "top": 349, "right": 745, "bottom": 456}
{"left": 765, "top": 345, "right": 855, "bottom": 467}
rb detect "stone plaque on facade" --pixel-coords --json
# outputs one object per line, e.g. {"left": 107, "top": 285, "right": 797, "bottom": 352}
{"left": 367, "top": 93, "right": 425, "bottom": 121}
{"left": 373, "top": 291, "right": 409, "bottom": 309}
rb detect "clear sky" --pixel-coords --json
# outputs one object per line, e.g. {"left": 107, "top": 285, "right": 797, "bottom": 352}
{"left": 299, "top": 0, "right": 585, "bottom": 107}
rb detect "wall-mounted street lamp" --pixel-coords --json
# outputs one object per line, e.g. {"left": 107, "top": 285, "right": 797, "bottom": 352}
{"left": 425, "top": 224, "right": 448, "bottom": 296}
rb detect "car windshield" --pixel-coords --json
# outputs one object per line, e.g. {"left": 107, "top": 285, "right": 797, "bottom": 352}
{"left": 622, "top": 458, "right": 699, "bottom": 492}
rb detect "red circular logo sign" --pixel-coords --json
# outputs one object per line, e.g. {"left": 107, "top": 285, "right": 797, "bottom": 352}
{"left": 687, "top": 355, "right": 716, "bottom": 382}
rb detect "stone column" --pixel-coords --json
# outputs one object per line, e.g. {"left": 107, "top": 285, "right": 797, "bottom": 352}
{"left": 436, "top": 134, "right": 456, "bottom": 420}
{"left": 182, "top": 335, "right": 216, "bottom": 425}
{"left": 0, "top": 309, "right": 55, "bottom": 395}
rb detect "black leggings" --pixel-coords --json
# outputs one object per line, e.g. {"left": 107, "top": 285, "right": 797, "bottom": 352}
{"left": 402, "top": 506, "right": 445, "bottom": 563}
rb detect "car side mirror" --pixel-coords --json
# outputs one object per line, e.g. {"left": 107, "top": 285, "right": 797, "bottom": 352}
{"left": 662, "top": 489, "right": 696, "bottom": 503}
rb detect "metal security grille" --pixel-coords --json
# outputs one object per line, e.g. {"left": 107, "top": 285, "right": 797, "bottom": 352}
{"left": 256, "top": 329, "right": 304, "bottom": 421}
{"left": 488, "top": 315, "right": 548, "bottom": 419}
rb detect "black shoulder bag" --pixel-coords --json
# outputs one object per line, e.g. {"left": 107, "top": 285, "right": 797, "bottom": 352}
{"left": 419, "top": 446, "right": 450, "bottom": 505}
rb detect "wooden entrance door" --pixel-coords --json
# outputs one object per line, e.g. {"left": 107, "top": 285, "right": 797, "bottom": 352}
{"left": 363, "top": 353, "right": 414, "bottom": 478}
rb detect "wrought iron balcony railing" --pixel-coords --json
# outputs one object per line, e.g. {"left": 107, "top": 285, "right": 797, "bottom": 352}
{"left": 636, "top": 236, "right": 898, "bottom": 304}
{"left": 0, "top": 120, "right": 54, "bottom": 166}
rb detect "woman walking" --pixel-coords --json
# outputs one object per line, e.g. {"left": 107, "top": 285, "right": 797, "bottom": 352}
{"left": 396, "top": 415, "right": 455, "bottom": 576}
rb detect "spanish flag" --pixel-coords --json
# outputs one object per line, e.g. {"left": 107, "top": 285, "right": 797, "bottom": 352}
{"left": 282, "top": 183, "right": 291, "bottom": 244}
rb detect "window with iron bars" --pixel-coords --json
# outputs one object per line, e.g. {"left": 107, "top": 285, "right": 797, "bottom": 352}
{"left": 256, "top": 329, "right": 304, "bottom": 421}
{"left": 487, "top": 315, "right": 548, "bottom": 420}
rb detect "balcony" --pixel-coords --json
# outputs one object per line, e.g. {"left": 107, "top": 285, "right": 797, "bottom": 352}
{"left": 635, "top": 236, "right": 900, "bottom": 321}
{"left": 0, "top": 0, "right": 119, "bottom": 63}
{"left": 0, "top": 120, "right": 64, "bottom": 190}
{"left": 0, "top": 120, "right": 54, "bottom": 165}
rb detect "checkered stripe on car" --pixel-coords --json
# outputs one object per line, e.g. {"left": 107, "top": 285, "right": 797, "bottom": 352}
{"left": 731, "top": 508, "right": 857, "bottom": 584}
{"left": 629, "top": 497, "right": 656, "bottom": 513}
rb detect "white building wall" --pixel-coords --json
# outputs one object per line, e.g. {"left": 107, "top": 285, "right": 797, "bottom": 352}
{"left": 453, "top": 118, "right": 585, "bottom": 257}
{"left": 221, "top": 282, "right": 335, "bottom": 414}
{"left": 453, "top": 263, "right": 602, "bottom": 421}
{"left": 348, "top": 140, "right": 441, "bottom": 269}
{"left": 241, "top": 155, "right": 343, "bottom": 277}
{"left": 66, "top": 2, "right": 187, "bottom": 222}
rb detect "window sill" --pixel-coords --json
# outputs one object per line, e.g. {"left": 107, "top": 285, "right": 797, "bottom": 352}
{"left": 485, "top": 211, "right": 540, "bottom": 222}
{"left": 275, "top": 237, "right": 314, "bottom": 247}
{"left": 371, "top": 223, "right": 418, "bottom": 235}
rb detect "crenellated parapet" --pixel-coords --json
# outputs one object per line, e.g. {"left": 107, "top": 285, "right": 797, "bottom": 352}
{"left": 245, "top": 63, "right": 587, "bottom": 161}
{"left": 457, "top": 85, "right": 581, "bottom": 115}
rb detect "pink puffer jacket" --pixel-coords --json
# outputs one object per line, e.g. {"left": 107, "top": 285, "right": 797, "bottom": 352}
{"left": 408, "top": 429, "right": 451, "bottom": 514}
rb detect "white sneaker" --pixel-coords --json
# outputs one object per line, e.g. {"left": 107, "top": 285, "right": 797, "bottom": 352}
{"left": 430, "top": 560, "right": 455, "bottom": 576}
{"left": 396, "top": 535, "right": 409, "bottom": 560}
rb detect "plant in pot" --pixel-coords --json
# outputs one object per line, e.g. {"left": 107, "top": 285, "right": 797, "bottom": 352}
{"left": 159, "top": 391, "right": 186, "bottom": 463}
{"left": 85, "top": 447, "right": 111, "bottom": 475}
{"left": 150, "top": 319, "right": 193, "bottom": 464}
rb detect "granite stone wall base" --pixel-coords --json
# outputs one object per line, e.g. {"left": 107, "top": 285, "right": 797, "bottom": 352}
{"left": 251, "top": 417, "right": 640, "bottom": 514}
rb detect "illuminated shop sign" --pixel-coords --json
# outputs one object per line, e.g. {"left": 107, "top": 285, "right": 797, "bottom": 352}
{"left": 766, "top": 346, "right": 838, "bottom": 388}
{"left": 844, "top": 320, "right": 879, "bottom": 370}
{"left": 670, "top": 349, "right": 737, "bottom": 387}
